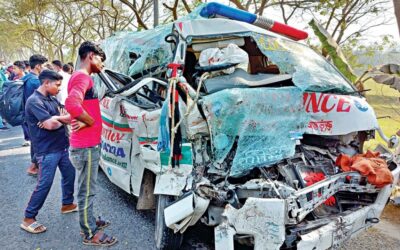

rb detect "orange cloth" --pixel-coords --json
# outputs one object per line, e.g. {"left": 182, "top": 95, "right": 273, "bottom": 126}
{"left": 335, "top": 150, "right": 393, "bottom": 188}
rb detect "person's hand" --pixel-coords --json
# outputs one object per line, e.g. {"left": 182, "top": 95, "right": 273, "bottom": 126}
{"left": 37, "top": 121, "right": 44, "bottom": 129}
{"left": 396, "top": 129, "right": 400, "bottom": 137}
{"left": 71, "top": 119, "right": 88, "bottom": 132}
{"left": 59, "top": 107, "right": 68, "bottom": 116}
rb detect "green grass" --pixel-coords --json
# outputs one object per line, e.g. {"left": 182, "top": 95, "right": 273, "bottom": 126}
{"left": 363, "top": 79, "right": 400, "bottom": 151}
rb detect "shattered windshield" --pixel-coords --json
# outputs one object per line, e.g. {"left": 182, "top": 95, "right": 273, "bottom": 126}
{"left": 251, "top": 33, "right": 355, "bottom": 93}
{"left": 203, "top": 87, "right": 310, "bottom": 177}
{"left": 100, "top": 24, "right": 174, "bottom": 78}
{"left": 98, "top": 6, "right": 206, "bottom": 80}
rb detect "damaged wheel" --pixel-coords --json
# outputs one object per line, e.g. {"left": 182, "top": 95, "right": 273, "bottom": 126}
{"left": 155, "top": 195, "right": 183, "bottom": 249}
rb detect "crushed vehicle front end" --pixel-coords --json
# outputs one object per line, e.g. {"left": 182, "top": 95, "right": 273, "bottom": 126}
{"left": 97, "top": 3, "right": 400, "bottom": 250}
{"left": 165, "top": 85, "right": 400, "bottom": 250}
{"left": 160, "top": 17, "right": 399, "bottom": 250}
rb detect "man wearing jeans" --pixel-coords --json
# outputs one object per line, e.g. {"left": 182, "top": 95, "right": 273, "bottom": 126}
{"left": 21, "top": 70, "right": 77, "bottom": 234}
{"left": 65, "top": 41, "right": 117, "bottom": 246}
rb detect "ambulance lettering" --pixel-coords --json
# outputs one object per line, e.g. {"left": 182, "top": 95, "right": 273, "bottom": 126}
{"left": 102, "top": 128, "right": 125, "bottom": 143}
{"left": 101, "top": 142, "right": 126, "bottom": 158}
{"left": 304, "top": 93, "right": 351, "bottom": 113}
{"left": 101, "top": 98, "right": 111, "bottom": 109}
{"left": 120, "top": 105, "right": 139, "bottom": 121}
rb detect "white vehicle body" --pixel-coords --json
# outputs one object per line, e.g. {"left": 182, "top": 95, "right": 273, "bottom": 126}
{"left": 97, "top": 8, "right": 399, "bottom": 250}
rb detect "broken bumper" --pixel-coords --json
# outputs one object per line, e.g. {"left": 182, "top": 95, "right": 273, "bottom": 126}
{"left": 213, "top": 166, "right": 400, "bottom": 250}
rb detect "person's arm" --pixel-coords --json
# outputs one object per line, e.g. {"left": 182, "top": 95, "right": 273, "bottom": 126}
{"left": 38, "top": 114, "right": 71, "bottom": 129}
{"left": 38, "top": 116, "right": 64, "bottom": 130}
{"left": 64, "top": 74, "right": 95, "bottom": 128}
{"left": 74, "top": 111, "right": 94, "bottom": 125}
{"left": 29, "top": 101, "right": 63, "bottom": 131}
{"left": 51, "top": 101, "right": 71, "bottom": 125}
{"left": 57, "top": 115, "right": 71, "bottom": 124}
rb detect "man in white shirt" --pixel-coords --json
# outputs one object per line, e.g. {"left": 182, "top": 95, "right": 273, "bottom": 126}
{"left": 52, "top": 61, "right": 71, "bottom": 105}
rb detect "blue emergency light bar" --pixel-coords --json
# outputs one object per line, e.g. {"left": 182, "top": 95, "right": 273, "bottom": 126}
{"left": 200, "top": 2, "right": 308, "bottom": 41}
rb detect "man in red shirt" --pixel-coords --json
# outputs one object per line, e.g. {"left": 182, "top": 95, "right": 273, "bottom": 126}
{"left": 65, "top": 41, "right": 117, "bottom": 246}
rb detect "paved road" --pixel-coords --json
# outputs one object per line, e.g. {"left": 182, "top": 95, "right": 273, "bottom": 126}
{"left": 0, "top": 126, "right": 156, "bottom": 250}
{"left": 1, "top": 126, "right": 399, "bottom": 250}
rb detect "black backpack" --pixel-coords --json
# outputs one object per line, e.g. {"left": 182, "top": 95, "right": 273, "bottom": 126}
{"left": 0, "top": 75, "right": 34, "bottom": 126}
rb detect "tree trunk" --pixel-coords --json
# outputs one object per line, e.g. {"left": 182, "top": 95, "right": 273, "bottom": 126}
{"left": 394, "top": 0, "right": 400, "bottom": 35}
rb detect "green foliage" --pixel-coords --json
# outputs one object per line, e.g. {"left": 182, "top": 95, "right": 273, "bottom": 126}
{"left": 363, "top": 79, "right": 400, "bottom": 151}
{"left": 342, "top": 35, "right": 398, "bottom": 71}
{"left": 0, "top": 0, "right": 137, "bottom": 62}
{"left": 309, "top": 19, "right": 357, "bottom": 83}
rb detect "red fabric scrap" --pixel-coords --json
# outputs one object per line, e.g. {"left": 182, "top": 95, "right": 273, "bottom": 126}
{"left": 304, "top": 172, "right": 336, "bottom": 206}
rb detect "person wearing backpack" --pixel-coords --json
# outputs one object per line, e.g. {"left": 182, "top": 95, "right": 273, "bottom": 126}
{"left": 21, "top": 54, "right": 48, "bottom": 176}
{"left": 0, "top": 61, "right": 25, "bottom": 131}
{"left": 6, "top": 64, "right": 15, "bottom": 81}
{"left": 13, "top": 61, "right": 26, "bottom": 80}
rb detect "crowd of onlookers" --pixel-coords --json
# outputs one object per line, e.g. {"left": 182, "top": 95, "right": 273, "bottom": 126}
{"left": 0, "top": 57, "right": 74, "bottom": 176}
{"left": 0, "top": 58, "right": 74, "bottom": 132}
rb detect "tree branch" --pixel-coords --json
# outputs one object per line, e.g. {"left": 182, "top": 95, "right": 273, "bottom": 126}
{"left": 119, "top": 0, "right": 149, "bottom": 29}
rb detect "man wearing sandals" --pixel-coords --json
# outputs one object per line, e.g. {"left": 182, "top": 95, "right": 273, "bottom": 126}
{"left": 65, "top": 41, "right": 117, "bottom": 246}
{"left": 21, "top": 70, "right": 77, "bottom": 234}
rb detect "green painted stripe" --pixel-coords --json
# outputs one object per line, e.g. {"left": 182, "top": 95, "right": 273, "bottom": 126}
{"left": 138, "top": 137, "right": 158, "bottom": 142}
{"left": 101, "top": 115, "right": 130, "bottom": 128}
{"left": 160, "top": 145, "right": 192, "bottom": 166}
{"left": 84, "top": 148, "right": 93, "bottom": 237}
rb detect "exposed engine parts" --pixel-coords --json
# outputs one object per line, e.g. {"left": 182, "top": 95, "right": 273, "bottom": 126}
{"left": 170, "top": 132, "right": 397, "bottom": 249}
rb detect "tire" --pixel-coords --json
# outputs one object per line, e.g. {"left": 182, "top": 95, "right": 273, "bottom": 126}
{"left": 155, "top": 195, "right": 183, "bottom": 250}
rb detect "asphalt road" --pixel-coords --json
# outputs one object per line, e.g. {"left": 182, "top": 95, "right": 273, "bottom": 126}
{"left": 1, "top": 125, "right": 399, "bottom": 250}
{"left": 0, "top": 126, "right": 157, "bottom": 250}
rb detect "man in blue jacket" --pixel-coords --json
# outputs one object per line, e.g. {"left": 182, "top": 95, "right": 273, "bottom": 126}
{"left": 22, "top": 54, "right": 48, "bottom": 176}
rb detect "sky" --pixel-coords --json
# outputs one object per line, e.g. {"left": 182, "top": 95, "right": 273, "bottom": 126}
{"left": 202, "top": 0, "right": 400, "bottom": 46}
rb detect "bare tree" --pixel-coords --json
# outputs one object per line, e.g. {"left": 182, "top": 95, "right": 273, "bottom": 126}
{"left": 163, "top": 0, "right": 179, "bottom": 20}
{"left": 118, "top": 0, "right": 153, "bottom": 30}
{"left": 0, "top": 0, "right": 139, "bottom": 61}
{"left": 162, "top": 0, "right": 203, "bottom": 21}
{"left": 0, "top": 0, "right": 394, "bottom": 62}
{"left": 300, "top": 0, "right": 392, "bottom": 45}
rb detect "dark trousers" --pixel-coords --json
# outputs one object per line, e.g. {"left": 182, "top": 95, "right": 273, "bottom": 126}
{"left": 25, "top": 149, "right": 76, "bottom": 219}
{"left": 22, "top": 122, "right": 37, "bottom": 164}
{"left": 22, "top": 122, "right": 30, "bottom": 141}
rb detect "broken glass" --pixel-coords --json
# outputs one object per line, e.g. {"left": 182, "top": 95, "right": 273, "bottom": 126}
{"left": 251, "top": 33, "right": 355, "bottom": 93}
{"left": 99, "top": 5, "right": 206, "bottom": 80}
{"left": 202, "top": 87, "right": 309, "bottom": 177}
{"left": 100, "top": 24, "right": 174, "bottom": 78}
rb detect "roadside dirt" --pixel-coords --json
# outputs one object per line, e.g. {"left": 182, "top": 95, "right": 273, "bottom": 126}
{"left": 375, "top": 203, "right": 400, "bottom": 241}
{"left": 381, "top": 203, "right": 400, "bottom": 225}
{"left": 341, "top": 203, "right": 400, "bottom": 250}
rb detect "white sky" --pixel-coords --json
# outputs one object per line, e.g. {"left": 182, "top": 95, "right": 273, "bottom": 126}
{"left": 205, "top": 0, "right": 400, "bottom": 45}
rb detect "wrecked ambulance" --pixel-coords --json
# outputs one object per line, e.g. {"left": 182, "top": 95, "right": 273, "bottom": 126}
{"left": 95, "top": 3, "right": 400, "bottom": 250}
